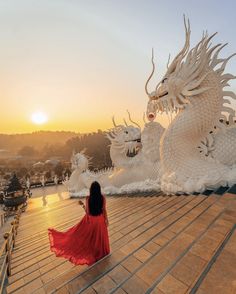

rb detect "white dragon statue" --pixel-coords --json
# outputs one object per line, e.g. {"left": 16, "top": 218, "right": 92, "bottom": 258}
{"left": 65, "top": 114, "right": 164, "bottom": 196}
{"left": 106, "top": 115, "right": 142, "bottom": 169}
{"left": 145, "top": 17, "right": 236, "bottom": 194}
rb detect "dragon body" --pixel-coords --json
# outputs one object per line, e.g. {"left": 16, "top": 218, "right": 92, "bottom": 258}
{"left": 199, "top": 123, "right": 236, "bottom": 166}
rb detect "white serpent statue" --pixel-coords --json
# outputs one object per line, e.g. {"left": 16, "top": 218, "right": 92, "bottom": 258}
{"left": 146, "top": 18, "right": 236, "bottom": 194}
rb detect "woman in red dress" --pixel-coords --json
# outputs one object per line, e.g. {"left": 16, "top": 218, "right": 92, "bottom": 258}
{"left": 48, "top": 181, "right": 110, "bottom": 266}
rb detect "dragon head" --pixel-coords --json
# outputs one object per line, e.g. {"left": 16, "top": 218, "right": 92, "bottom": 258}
{"left": 71, "top": 151, "right": 89, "bottom": 172}
{"left": 106, "top": 114, "right": 141, "bottom": 158}
{"left": 145, "top": 18, "right": 192, "bottom": 119}
{"left": 145, "top": 17, "right": 234, "bottom": 119}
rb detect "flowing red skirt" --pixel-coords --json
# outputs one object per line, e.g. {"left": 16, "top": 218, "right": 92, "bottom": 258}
{"left": 48, "top": 214, "right": 110, "bottom": 266}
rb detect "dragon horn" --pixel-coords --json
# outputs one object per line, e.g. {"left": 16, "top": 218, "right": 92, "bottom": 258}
{"left": 143, "top": 112, "right": 147, "bottom": 124}
{"left": 166, "top": 53, "right": 171, "bottom": 69}
{"left": 112, "top": 116, "right": 117, "bottom": 127}
{"left": 123, "top": 119, "right": 128, "bottom": 126}
{"left": 145, "top": 48, "right": 155, "bottom": 96}
{"left": 167, "top": 15, "right": 191, "bottom": 74}
{"left": 80, "top": 148, "right": 87, "bottom": 154}
{"left": 127, "top": 110, "right": 141, "bottom": 128}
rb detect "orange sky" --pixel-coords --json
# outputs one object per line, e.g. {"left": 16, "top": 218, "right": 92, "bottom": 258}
{"left": 0, "top": 1, "right": 236, "bottom": 134}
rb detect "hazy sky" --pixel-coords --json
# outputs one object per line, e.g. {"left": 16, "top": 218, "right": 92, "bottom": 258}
{"left": 0, "top": 0, "right": 236, "bottom": 133}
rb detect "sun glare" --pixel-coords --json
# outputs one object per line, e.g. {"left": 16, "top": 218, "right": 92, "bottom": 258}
{"left": 31, "top": 111, "right": 48, "bottom": 125}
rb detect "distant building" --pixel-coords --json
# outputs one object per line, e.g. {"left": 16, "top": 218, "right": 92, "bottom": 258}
{"left": 45, "top": 159, "right": 60, "bottom": 166}
{"left": 33, "top": 162, "right": 45, "bottom": 168}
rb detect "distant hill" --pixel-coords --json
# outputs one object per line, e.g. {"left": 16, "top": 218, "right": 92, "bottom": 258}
{"left": 0, "top": 131, "right": 81, "bottom": 152}
{"left": 0, "top": 130, "right": 112, "bottom": 169}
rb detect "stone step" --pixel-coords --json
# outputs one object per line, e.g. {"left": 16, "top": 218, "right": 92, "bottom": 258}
{"left": 12, "top": 196, "right": 160, "bottom": 258}
{"left": 35, "top": 196, "right": 202, "bottom": 293}
{"left": 11, "top": 197, "right": 162, "bottom": 268}
{"left": 62, "top": 195, "right": 218, "bottom": 293}
{"left": 14, "top": 196, "right": 143, "bottom": 247}
{"left": 189, "top": 222, "right": 236, "bottom": 294}
{"left": 16, "top": 197, "right": 125, "bottom": 237}
{"left": 7, "top": 195, "right": 188, "bottom": 293}
{"left": 21, "top": 198, "right": 77, "bottom": 217}
{"left": 17, "top": 195, "right": 151, "bottom": 233}
{"left": 147, "top": 207, "right": 235, "bottom": 293}
{"left": 5, "top": 192, "right": 236, "bottom": 294}
{"left": 7, "top": 195, "right": 165, "bottom": 293}
{"left": 115, "top": 195, "right": 236, "bottom": 294}
{"left": 10, "top": 197, "right": 143, "bottom": 267}
{"left": 193, "top": 223, "right": 236, "bottom": 294}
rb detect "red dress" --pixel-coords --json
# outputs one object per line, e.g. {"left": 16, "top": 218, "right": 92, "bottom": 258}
{"left": 48, "top": 196, "right": 110, "bottom": 266}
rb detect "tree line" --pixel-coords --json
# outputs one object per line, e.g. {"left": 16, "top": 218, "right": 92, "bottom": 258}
{"left": 13, "top": 130, "right": 112, "bottom": 169}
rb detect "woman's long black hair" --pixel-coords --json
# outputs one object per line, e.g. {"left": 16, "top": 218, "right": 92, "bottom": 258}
{"left": 88, "top": 181, "right": 103, "bottom": 216}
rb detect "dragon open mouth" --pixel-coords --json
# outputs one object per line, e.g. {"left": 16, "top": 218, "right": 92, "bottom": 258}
{"left": 158, "top": 91, "right": 168, "bottom": 98}
{"left": 150, "top": 94, "right": 184, "bottom": 115}
{"left": 125, "top": 138, "right": 141, "bottom": 143}
{"left": 126, "top": 148, "right": 139, "bottom": 157}
{"left": 125, "top": 138, "right": 141, "bottom": 158}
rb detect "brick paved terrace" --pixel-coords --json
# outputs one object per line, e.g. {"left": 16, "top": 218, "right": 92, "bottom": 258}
{"left": 5, "top": 187, "right": 236, "bottom": 294}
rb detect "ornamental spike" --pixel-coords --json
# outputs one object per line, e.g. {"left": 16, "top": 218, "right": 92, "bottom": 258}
{"left": 123, "top": 119, "right": 128, "bottom": 127}
{"left": 127, "top": 110, "right": 141, "bottom": 128}
{"left": 112, "top": 116, "right": 117, "bottom": 128}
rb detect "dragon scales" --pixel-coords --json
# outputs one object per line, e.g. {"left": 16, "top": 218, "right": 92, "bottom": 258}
{"left": 146, "top": 18, "right": 236, "bottom": 194}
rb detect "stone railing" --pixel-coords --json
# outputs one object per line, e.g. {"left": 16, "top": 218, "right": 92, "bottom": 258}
{"left": 0, "top": 206, "right": 22, "bottom": 293}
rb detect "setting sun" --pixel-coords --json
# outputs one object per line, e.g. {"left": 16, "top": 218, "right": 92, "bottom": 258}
{"left": 31, "top": 111, "right": 48, "bottom": 125}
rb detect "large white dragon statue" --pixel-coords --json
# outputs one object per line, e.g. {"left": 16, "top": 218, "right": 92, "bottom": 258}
{"left": 65, "top": 114, "right": 164, "bottom": 196}
{"left": 145, "top": 17, "right": 236, "bottom": 194}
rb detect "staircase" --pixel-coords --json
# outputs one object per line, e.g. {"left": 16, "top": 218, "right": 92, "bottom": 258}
{"left": 5, "top": 190, "right": 236, "bottom": 294}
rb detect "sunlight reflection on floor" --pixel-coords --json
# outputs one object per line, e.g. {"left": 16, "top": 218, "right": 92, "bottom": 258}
{"left": 28, "top": 185, "right": 69, "bottom": 209}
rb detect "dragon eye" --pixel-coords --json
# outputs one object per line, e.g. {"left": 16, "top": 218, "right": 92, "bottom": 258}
{"left": 161, "top": 78, "right": 167, "bottom": 83}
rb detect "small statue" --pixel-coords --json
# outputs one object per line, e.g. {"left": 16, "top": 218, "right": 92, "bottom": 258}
{"left": 41, "top": 175, "right": 45, "bottom": 187}
{"left": 54, "top": 175, "right": 58, "bottom": 185}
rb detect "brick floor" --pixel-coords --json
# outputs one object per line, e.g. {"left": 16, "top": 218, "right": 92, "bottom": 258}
{"left": 5, "top": 192, "right": 236, "bottom": 294}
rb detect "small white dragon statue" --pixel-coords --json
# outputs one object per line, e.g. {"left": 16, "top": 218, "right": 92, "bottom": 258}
{"left": 145, "top": 17, "right": 236, "bottom": 194}
{"left": 65, "top": 117, "right": 142, "bottom": 195}
{"left": 107, "top": 113, "right": 164, "bottom": 184}
{"left": 106, "top": 115, "right": 142, "bottom": 169}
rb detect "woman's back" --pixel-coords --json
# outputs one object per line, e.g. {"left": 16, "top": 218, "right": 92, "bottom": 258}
{"left": 87, "top": 195, "right": 104, "bottom": 216}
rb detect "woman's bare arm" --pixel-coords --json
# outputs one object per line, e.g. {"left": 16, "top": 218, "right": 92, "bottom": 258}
{"left": 105, "top": 211, "right": 109, "bottom": 226}
{"left": 78, "top": 200, "right": 86, "bottom": 211}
